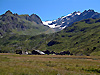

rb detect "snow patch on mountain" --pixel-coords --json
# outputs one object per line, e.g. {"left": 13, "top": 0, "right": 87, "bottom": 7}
{"left": 62, "top": 22, "right": 65, "bottom": 23}
{"left": 43, "top": 10, "right": 99, "bottom": 31}
{"left": 43, "top": 21, "right": 56, "bottom": 28}
{"left": 76, "top": 12, "right": 81, "bottom": 15}
{"left": 67, "top": 14, "right": 72, "bottom": 16}
{"left": 43, "top": 21, "right": 52, "bottom": 25}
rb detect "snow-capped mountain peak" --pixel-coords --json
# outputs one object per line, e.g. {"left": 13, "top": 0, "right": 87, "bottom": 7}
{"left": 75, "top": 12, "right": 81, "bottom": 15}
{"left": 43, "top": 10, "right": 100, "bottom": 31}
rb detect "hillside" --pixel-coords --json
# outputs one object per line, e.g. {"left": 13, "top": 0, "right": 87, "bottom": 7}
{"left": 0, "top": 33, "right": 47, "bottom": 53}
{"left": 39, "top": 18, "right": 100, "bottom": 55}
{"left": 0, "top": 10, "right": 54, "bottom": 36}
{"left": 1, "top": 18, "right": 100, "bottom": 55}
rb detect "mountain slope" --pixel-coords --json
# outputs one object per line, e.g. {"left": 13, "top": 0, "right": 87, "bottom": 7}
{"left": 43, "top": 9, "right": 100, "bottom": 31}
{"left": 0, "top": 34, "right": 48, "bottom": 53}
{"left": 1, "top": 10, "right": 100, "bottom": 56}
{"left": 1, "top": 18, "right": 100, "bottom": 56}
{"left": 0, "top": 10, "right": 53, "bottom": 36}
{"left": 39, "top": 18, "right": 100, "bottom": 55}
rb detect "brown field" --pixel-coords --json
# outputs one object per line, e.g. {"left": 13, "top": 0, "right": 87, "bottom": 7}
{"left": 0, "top": 53, "right": 100, "bottom": 75}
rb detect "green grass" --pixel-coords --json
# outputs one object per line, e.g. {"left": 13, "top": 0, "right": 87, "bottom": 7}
{"left": 0, "top": 53, "right": 100, "bottom": 75}
{"left": 0, "top": 34, "right": 48, "bottom": 52}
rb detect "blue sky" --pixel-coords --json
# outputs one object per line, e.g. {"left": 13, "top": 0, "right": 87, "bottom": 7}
{"left": 0, "top": 0, "right": 100, "bottom": 21}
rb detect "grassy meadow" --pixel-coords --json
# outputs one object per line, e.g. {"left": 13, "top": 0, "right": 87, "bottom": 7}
{"left": 0, "top": 53, "right": 100, "bottom": 75}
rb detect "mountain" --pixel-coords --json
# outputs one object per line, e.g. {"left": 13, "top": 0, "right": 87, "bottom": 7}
{"left": 39, "top": 18, "right": 100, "bottom": 56}
{"left": 1, "top": 9, "right": 100, "bottom": 56}
{"left": 1, "top": 18, "right": 100, "bottom": 56}
{"left": 43, "top": 9, "right": 100, "bottom": 31}
{"left": 0, "top": 10, "right": 53, "bottom": 36}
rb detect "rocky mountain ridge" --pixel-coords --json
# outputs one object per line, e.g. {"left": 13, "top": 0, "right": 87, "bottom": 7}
{"left": 43, "top": 9, "right": 100, "bottom": 31}
{"left": 0, "top": 10, "right": 53, "bottom": 36}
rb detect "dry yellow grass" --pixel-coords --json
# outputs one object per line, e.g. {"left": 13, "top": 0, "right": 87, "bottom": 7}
{"left": 0, "top": 53, "right": 100, "bottom": 75}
